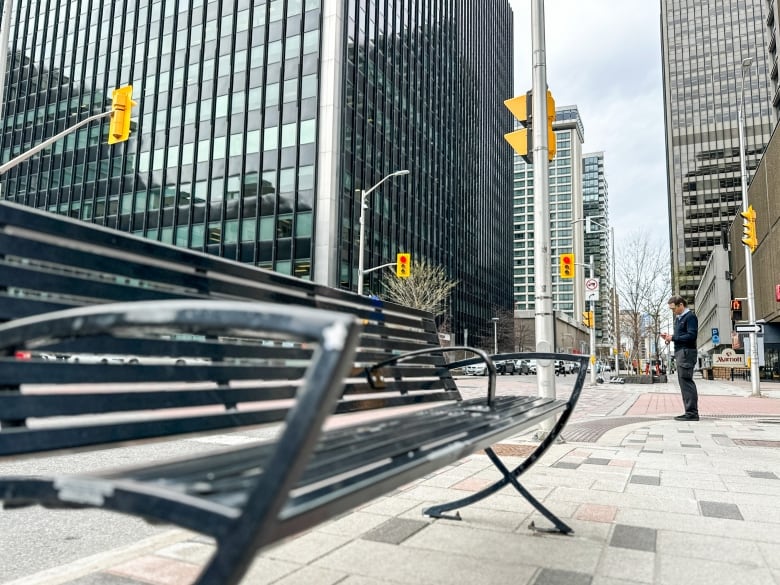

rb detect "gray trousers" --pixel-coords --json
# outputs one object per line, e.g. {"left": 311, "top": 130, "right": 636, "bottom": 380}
{"left": 675, "top": 348, "right": 698, "bottom": 416}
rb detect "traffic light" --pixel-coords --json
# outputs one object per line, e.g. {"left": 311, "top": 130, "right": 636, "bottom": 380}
{"left": 396, "top": 253, "right": 411, "bottom": 278}
{"left": 503, "top": 89, "right": 555, "bottom": 163}
{"left": 546, "top": 89, "right": 556, "bottom": 161}
{"left": 503, "top": 91, "right": 532, "bottom": 164}
{"left": 582, "top": 311, "right": 593, "bottom": 328}
{"left": 731, "top": 299, "right": 743, "bottom": 322}
{"left": 108, "top": 85, "right": 136, "bottom": 144}
{"left": 559, "top": 253, "right": 574, "bottom": 279}
{"left": 740, "top": 205, "right": 757, "bottom": 252}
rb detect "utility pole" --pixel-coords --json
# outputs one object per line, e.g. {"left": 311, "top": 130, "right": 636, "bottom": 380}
{"left": 589, "top": 255, "right": 597, "bottom": 386}
{"left": 531, "top": 0, "right": 555, "bottom": 415}
{"left": 737, "top": 57, "right": 760, "bottom": 397}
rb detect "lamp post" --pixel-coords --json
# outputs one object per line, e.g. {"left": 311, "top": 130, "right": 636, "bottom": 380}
{"left": 588, "top": 255, "right": 597, "bottom": 385}
{"left": 356, "top": 169, "right": 410, "bottom": 296}
{"left": 491, "top": 317, "right": 499, "bottom": 355}
{"left": 610, "top": 227, "right": 619, "bottom": 374}
{"left": 737, "top": 57, "right": 761, "bottom": 397}
{"left": 582, "top": 217, "right": 619, "bottom": 379}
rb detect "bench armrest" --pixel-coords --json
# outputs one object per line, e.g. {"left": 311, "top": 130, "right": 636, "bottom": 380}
{"left": 367, "top": 346, "right": 498, "bottom": 406}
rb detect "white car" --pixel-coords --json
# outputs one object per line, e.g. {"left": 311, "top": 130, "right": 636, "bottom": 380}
{"left": 67, "top": 354, "right": 126, "bottom": 364}
{"left": 464, "top": 362, "right": 487, "bottom": 376}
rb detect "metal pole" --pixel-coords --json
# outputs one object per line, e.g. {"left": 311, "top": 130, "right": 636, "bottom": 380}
{"left": 737, "top": 58, "right": 760, "bottom": 397}
{"left": 611, "top": 228, "right": 619, "bottom": 374}
{"left": 0, "top": 110, "right": 113, "bottom": 175}
{"left": 589, "top": 254, "right": 596, "bottom": 385}
{"left": 492, "top": 317, "right": 499, "bottom": 355}
{"left": 531, "top": 0, "right": 556, "bottom": 413}
{"left": 355, "top": 170, "right": 409, "bottom": 296}
{"left": 357, "top": 189, "right": 367, "bottom": 296}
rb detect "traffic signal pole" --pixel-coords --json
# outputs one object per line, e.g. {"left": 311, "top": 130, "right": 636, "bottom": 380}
{"left": 589, "top": 255, "right": 597, "bottom": 386}
{"left": 737, "top": 58, "right": 760, "bottom": 397}
{"left": 530, "top": 0, "right": 556, "bottom": 430}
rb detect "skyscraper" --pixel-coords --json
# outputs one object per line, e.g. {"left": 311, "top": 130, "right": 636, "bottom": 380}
{"left": 582, "top": 151, "right": 613, "bottom": 351}
{"left": 0, "top": 0, "right": 513, "bottom": 340}
{"left": 661, "top": 0, "right": 775, "bottom": 302}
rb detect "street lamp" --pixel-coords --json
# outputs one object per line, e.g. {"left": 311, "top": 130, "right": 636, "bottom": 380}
{"left": 737, "top": 57, "right": 761, "bottom": 397}
{"left": 356, "top": 169, "right": 410, "bottom": 296}
{"left": 491, "top": 317, "right": 499, "bottom": 355}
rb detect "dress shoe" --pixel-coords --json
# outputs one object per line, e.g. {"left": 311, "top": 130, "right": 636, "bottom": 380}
{"left": 674, "top": 414, "right": 699, "bottom": 421}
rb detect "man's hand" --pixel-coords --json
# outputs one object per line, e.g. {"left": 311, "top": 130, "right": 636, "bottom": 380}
{"left": 660, "top": 332, "right": 672, "bottom": 345}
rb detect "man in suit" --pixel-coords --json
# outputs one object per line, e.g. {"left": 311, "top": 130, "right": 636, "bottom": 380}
{"left": 660, "top": 296, "right": 699, "bottom": 421}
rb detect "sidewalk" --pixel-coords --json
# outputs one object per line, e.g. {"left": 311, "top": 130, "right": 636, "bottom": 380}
{"left": 8, "top": 376, "right": 780, "bottom": 585}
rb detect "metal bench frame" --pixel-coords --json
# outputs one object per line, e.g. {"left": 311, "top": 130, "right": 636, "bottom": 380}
{"left": 0, "top": 202, "right": 588, "bottom": 584}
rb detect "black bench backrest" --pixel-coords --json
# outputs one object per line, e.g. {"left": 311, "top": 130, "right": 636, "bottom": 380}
{"left": 0, "top": 202, "right": 461, "bottom": 454}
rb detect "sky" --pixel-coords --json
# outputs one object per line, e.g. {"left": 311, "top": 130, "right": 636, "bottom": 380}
{"left": 508, "top": 0, "right": 668, "bottom": 249}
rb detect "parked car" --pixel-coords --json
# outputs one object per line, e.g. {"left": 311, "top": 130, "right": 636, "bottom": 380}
{"left": 527, "top": 360, "right": 538, "bottom": 374}
{"left": 495, "top": 360, "right": 516, "bottom": 375}
{"left": 67, "top": 354, "right": 127, "bottom": 364}
{"left": 514, "top": 359, "right": 531, "bottom": 374}
{"left": 464, "top": 362, "right": 487, "bottom": 376}
{"left": 14, "top": 351, "right": 58, "bottom": 360}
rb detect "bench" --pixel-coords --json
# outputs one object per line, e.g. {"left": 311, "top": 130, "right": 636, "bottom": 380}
{"left": 0, "top": 201, "right": 588, "bottom": 584}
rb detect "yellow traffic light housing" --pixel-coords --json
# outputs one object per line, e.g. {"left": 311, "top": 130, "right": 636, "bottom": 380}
{"left": 503, "top": 91, "right": 532, "bottom": 164}
{"left": 740, "top": 205, "right": 757, "bottom": 252}
{"left": 546, "top": 90, "right": 556, "bottom": 161}
{"left": 503, "top": 89, "right": 556, "bottom": 163}
{"left": 559, "top": 253, "right": 574, "bottom": 279}
{"left": 108, "top": 85, "right": 137, "bottom": 144}
{"left": 396, "top": 253, "right": 411, "bottom": 278}
{"left": 582, "top": 311, "right": 594, "bottom": 328}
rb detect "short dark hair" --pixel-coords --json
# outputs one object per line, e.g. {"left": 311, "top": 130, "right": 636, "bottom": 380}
{"left": 668, "top": 295, "right": 687, "bottom": 307}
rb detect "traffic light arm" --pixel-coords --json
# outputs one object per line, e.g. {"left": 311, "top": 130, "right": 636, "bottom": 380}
{"left": 362, "top": 262, "right": 396, "bottom": 275}
{"left": 0, "top": 110, "right": 112, "bottom": 176}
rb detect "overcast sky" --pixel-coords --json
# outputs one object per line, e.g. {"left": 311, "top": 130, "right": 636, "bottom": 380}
{"left": 508, "top": 0, "right": 668, "bottom": 249}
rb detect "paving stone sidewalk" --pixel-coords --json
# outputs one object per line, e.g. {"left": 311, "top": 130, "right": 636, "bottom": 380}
{"left": 7, "top": 377, "right": 780, "bottom": 585}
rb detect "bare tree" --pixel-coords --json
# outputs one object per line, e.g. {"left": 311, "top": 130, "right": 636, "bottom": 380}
{"left": 380, "top": 259, "right": 459, "bottom": 317}
{"left": 616, "top": 230, "right": 671, "bottom": 370}
{"left": 472, "top": 306, "right": 516, "bottom": 353}
{"left": 514, "top": 317, "right": 533, "bottom": 351}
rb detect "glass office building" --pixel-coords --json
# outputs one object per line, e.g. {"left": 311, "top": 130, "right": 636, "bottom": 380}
{"left": 0, "top": 0, "right": 514, "bottom": 340}
{"left": 582, "top": 151, "right": 614, "bottom": 351}
{"left": 661, "top": 0, "right": 774, "bottom": 303}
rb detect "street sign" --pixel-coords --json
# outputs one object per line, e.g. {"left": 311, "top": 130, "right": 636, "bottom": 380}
{"left": 735, "top": 323, "right": 763, "bottom": 334}
{"left": 584, "top": 277, "right": 600, "bottom": 301}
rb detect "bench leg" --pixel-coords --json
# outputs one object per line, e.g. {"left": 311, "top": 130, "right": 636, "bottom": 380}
{"left": 423, "top": 447, "right": 573, "bottom": 535}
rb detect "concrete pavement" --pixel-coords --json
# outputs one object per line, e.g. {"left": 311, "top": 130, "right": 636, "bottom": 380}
{"left": 5, "top": 375, "right": 780, "bottom": 585}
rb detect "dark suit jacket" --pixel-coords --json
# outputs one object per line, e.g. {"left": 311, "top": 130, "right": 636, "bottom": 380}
{"left": 672, "top": 310, "right": 698, "bottom": 351}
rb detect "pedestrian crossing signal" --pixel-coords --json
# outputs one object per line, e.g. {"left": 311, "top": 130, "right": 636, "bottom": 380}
{"left": 396, "top": 253, "right": 411, "bottom": 278}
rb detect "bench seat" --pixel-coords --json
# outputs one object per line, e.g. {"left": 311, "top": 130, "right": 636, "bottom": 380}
{"left": 0, "top": 201, "right": 588, "bottom": 584}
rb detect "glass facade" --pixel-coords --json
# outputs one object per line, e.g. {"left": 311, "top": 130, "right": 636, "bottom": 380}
{"left": 513, "top": 107, "right": 585, "bottom": 318}
{"left": 582, "top": 151, "right": 613, "bottom": 348}
{"left": 661, "top": 0, "right": 774, "bottom": 302}
{"left": 2, "top": 0, "right": 321, "bottom": 278}
{"left": 0, "top": 0, "right": 513, "bottom": 341}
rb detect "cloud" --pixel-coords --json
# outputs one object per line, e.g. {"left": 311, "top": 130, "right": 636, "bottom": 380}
{"left": 509, "top": 0, "right": 668, "bottom": 246}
